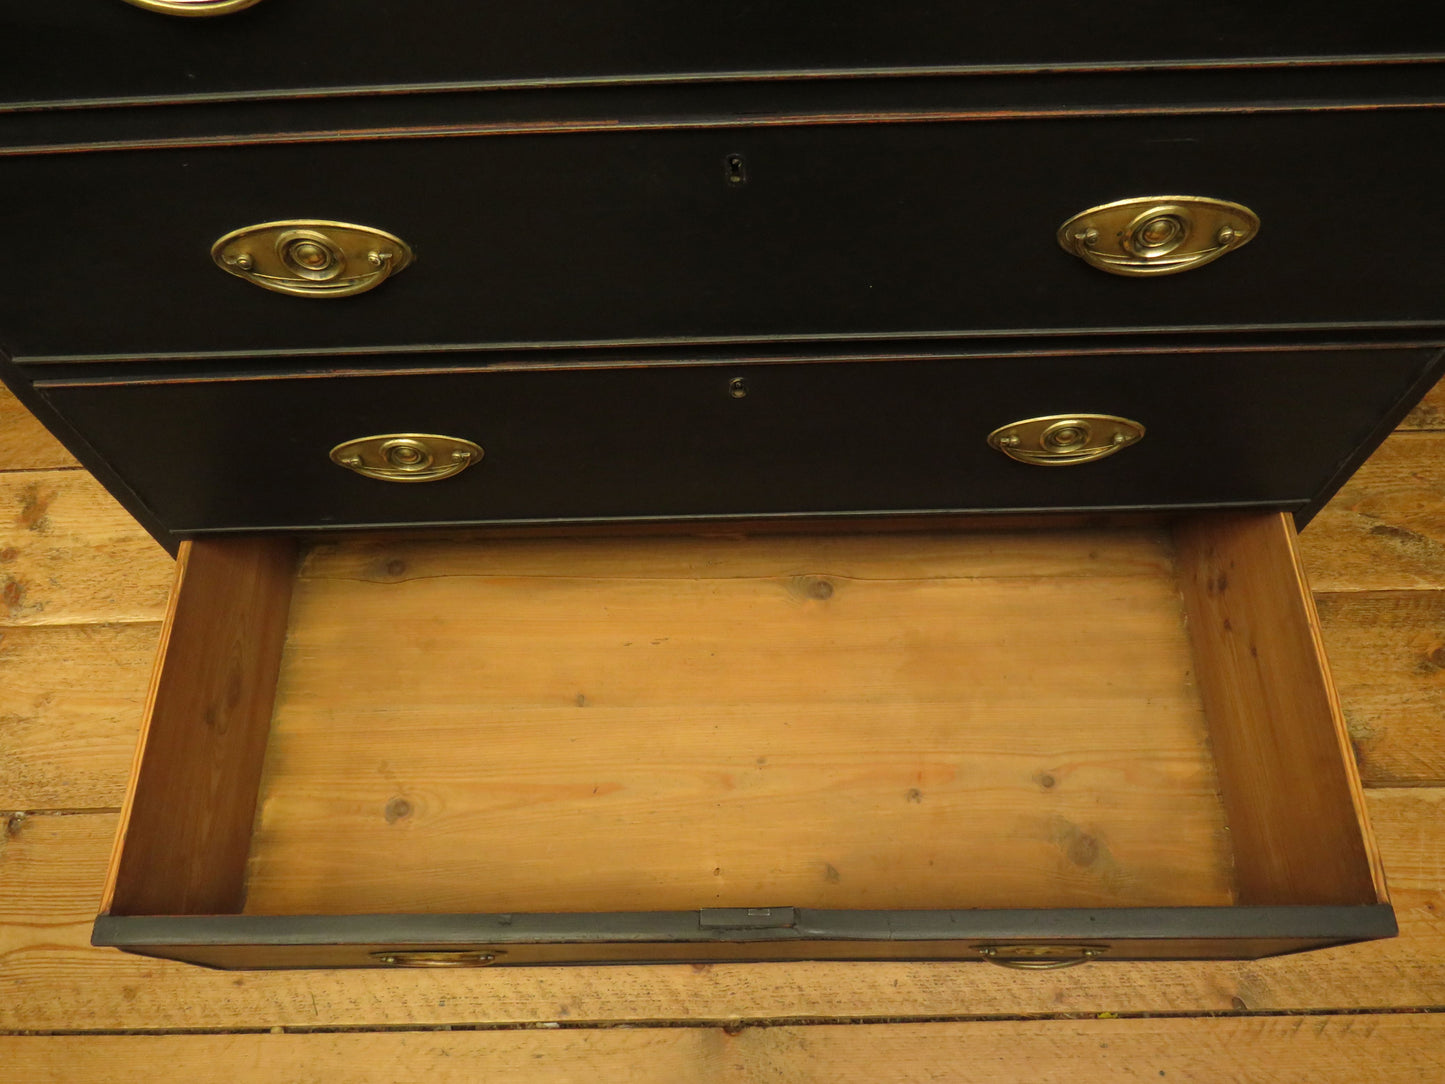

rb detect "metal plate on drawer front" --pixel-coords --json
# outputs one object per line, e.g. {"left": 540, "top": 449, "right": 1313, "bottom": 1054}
{"left": 32, "top": 346, "right": 1439, "bottom": 536}
{"left": 4, "top": 111, "right": 1445, "bottom": 360}
{"left": 6, "top": 2, "right": 1442, "bottom": 109}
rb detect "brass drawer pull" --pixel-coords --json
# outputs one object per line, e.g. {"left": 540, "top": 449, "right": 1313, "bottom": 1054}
{"left": 988, "top": 414, "right": 1144, "bottom": 467}
{"left": 212, "top": 220, "right": 414, "bottom": 298}
{"left": 331, "top": 434, "right": 484, "bottom": 483}
{"left": 372, "top": 950, "right": 502, "bottom": 968}
{"left": 1059, "top": 196, "right": 1258, "bottom": 277}
{"left": 976, "top": 948, "right": 1109, "bottom": 971}
{"left": 977, "top": 945, "right": 1107, "bottom": 969}
{"left": 122, "top": 0, "right": 264, "bottom": 14}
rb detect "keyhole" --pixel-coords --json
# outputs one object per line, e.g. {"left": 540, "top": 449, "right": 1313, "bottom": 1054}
{"left": 725, "top": 154, "right": 748, "bottom": 185}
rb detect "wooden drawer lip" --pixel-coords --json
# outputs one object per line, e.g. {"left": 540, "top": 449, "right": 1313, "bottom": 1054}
{"left": 5, "top": 112, "right": 1445, "bottom": 359}
{"left": 93, "top": 905, "right": 1399, "bottom": 950}
{"left": 8, "top": 3, "right": 1443, "bottom": 113}
{"left": 33, "top": 348, "right": 1440, "bottom": 536}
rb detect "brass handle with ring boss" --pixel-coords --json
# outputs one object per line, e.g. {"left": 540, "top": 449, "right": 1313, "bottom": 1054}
{"left": 1059, "top": 196, "right": 1258, "bottom": 277}
{"left": 330, "top": 434, "right": 484, "bottom": 484}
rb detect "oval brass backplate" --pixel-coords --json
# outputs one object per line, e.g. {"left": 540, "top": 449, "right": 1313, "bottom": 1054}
{"left": 975, "top": 944, "right": 1108, "bottom": 969}
{"left": 122, "top": 0, "right": 264, "bottom": 14}
{"left": 1058, "top": 196, "right": 1258, "bottom": 277}
{"left": 371, "top": 950, "right": 502, "bottom": 968}
{"left": 212, "top": 220, "right": 413, "bottom": 298}
{"left": 331, "top": 434, "right": 484, "bottom": 483}
{"left": 988, "top": 414, "right": 1144, "bottom": 467}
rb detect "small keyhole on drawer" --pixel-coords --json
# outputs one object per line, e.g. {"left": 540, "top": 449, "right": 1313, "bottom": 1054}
{"left": 725, "top": 154, "right": 748, "bottom": 185}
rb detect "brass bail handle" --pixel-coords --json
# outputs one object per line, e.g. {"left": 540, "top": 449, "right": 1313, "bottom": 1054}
{"left": 122, "top": 0, "right": 265, "bottom": 14}
{"left": 1059, "top": 196, "right": 1259, "bottom": 277}
{"left": 212, "top": 220, "right": 414, "bottom": 299}
{"left": 372, "top": 950, "right": 502, "bottom": 968}
{"left": 977, "top": 945, "right": 1106, "bottom": 969}
{"left": 331, "top": 434, "right": 484, "bottom": 484}
{"left": 987, "top": 414, "right": 1145, "bottom": 467}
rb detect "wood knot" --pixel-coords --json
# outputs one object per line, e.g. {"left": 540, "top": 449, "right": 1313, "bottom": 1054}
{"left": 1066, "top": 831, "right": 1099, "bottom": 867}
{"left": 17, "top": 484, "right": 55, "bottom": 533}
{"left": 792, "top": 575, "right": 836, "bottom": 601}
{"left": 384, "top": 797, "right": 413, "bottom": 823}
{"left": 2, "top": 577, "right": 26, "bottom": 618}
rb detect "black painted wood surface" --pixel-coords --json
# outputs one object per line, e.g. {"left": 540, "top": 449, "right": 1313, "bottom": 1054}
{"left": 35, "top": 347, "right": 1437, "bottom": 535}
{"left": 6, "top": 65, "right": 1445, "bottom": 157}
{"left": 7, "top": 2, "right": 1442, "bottom": 110}
{"left": 92, "top": 905, "right": 1398, "bottom": 969}
{"left": 4, "top": 109, "right": 1445, "bottom": 362}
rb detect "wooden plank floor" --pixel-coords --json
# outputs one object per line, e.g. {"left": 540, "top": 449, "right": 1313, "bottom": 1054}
{"left": 3, "top": 383, "right": 1444, "bottom": 1081}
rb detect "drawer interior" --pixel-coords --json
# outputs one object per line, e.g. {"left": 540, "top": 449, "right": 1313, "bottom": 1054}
{"left": 101, "top": 514, "right": 1386, "bottom": 931}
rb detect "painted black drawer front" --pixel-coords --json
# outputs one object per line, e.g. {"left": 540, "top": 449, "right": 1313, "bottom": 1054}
{"left": 5, "top": 111, "right": 1445, "bottom": 361}
{"left": 5, "top": 2, "right": 1438, "bottom": 109}
{"left": 93, "top": 906, "right": 1397, "bottom": 970}
{"left": 37, "top": 347, "right": 1435, "bottom": 534}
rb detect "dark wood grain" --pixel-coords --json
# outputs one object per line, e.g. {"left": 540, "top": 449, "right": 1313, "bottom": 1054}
{"left": 104, "top": 539, "right": 296, "bottom": 916}
{"left": 1173, "top": 513, "right": 1385, "bottom": 908}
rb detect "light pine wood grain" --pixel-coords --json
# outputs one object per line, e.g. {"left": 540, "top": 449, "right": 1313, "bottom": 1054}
{"left": 0, "top": 623, "right": 158, "bottom": 810}
{"left": 1174, "top": 514, "right": 1383, "bottom": 907}
{"left": 1315, "top": 591, "right": 1445, "bottom": 787}
{"left": 1399, "top": 374, "right": 1445, "bottom": 431}
{"left": 241, "top": 527, "right": 1231, "bottom": 915}
{"left": 0, "top": 470, "right": 171, "bottom": 626}
{"left": 1300, "top": 432, "right": 1445, "bottom": 592}
{"left": 3, "top": 792, "right": 1443, "bottom": 1030}
{"left": 2, "top": 1014, "right": 1444, "bottom": 1084}
{"left": 3, "top": 588, "right": 1439, "bottom": 812}
{"left": 0, "top": 385, "right": 77, "bottom": 472}
{"left": 298, "top": 527, "right": 1183, "bottom": 583}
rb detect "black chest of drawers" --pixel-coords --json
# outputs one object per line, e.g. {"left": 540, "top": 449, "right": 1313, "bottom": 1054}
{"left": 4, "top": 3, "right": 1445, "bottom": 549}
{"left": 3, "top": 2, "right": 1443, "bottom": 970}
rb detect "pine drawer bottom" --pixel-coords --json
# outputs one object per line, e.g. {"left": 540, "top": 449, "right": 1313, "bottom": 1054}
{"left": 92, "top": 513, "right": 1393, "bottom": 969}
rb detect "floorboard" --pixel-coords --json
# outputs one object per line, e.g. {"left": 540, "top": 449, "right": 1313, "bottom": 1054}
{"left": 2, "top": 1014, "right": 1444, "bottom": 1084}
{"left": 0, "top": 388, "right": 75, "bottom": 472}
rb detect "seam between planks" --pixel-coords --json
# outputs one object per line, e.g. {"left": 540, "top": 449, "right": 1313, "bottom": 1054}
{"left": 0, "top": 619, "right": 165, "bottom": 630}
{"left": 4, "top": 809, "right": 122, "bottom": 822}
{"left": 4, "top": 1006, "right": 1445, "bottom": 1039}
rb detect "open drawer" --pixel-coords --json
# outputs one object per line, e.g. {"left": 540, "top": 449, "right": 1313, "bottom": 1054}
{"left": 92, "top": 512, "right": 1393, "bottom": 969}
